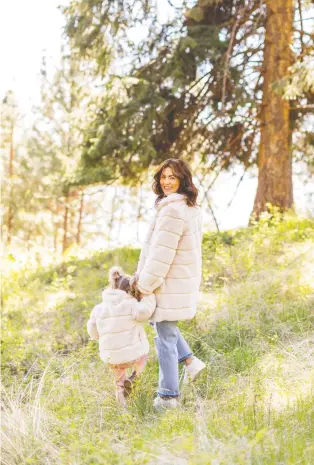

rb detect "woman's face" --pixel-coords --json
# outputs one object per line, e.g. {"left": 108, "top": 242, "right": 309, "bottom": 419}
{"left": 160, "top": 167, "right": 180, "bottom": 196}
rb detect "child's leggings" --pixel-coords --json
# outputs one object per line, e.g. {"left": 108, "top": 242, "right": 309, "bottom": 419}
{"left": 109, "top": 354, "right": 148, "bottom": 405}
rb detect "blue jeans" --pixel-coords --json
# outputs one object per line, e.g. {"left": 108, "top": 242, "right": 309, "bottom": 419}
{"left": 154, "top": 321, "right": 193, "bottom": 397}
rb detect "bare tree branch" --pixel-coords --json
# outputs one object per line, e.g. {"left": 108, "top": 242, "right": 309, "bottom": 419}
{"left": 225, "top": 168, "right": 247, "bottom": 211}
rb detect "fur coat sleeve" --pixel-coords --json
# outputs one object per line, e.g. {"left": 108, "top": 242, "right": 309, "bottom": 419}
{"left": 131, "top": 294, "right": 156, "bottom": 321}
{"left": 86, "top": 304, "right": 102, "bottom": 340}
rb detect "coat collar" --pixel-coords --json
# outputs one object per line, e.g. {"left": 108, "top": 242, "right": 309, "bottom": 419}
{"left": 156, "top": 193, "right": 187, "bottom": 211}
{"left": 102, "top": 288, "right": 132, "bottom": 302}
{"left": 144, "top": 193, "right": 187, "bottom": 244}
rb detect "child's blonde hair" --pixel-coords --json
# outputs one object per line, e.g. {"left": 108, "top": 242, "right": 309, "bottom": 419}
{"left": 108, "top": 266, "right": 130, "bottom": 292}
{"left": 108, "top": 267, "right": 141, "bottom": 301}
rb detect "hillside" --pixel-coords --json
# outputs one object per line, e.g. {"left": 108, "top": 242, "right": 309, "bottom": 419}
{"left": 2, "top": 214, "right": 314, "bottom": 465}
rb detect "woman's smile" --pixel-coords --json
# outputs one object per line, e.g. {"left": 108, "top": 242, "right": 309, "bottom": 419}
{"left": 160, "top": 167, "right": 180, "bottom": 195}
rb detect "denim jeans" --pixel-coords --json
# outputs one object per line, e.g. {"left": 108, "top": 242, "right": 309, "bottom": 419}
{"left": 154, "top": 321, "right": 193, "bottom": 397}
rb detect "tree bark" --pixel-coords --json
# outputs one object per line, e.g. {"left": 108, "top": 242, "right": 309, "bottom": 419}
{"left": 136, "top": 183, "right": 143, "bottom": 242}
{"left": 62, "top": 193, "right": 69, "bottom": 253}
{"left": 76, "top": 191, "right": 84, "bottom": 245}
{"left": 116, "top": 188, "right": 125, "bottom": 245}
{"left": 53, "top": 220, "right": 59, "bottom": 253}
{"left": 107, "top": 187, "right": 117, "bottom": 247}
{"left": 53, "top": 199, "right": 60, "bottom": 253}
{"left": 7, "top": 122, "right": 14, "bottom": 244}
{"left": 252, "top": 0, "right": 293, "bottom": 219}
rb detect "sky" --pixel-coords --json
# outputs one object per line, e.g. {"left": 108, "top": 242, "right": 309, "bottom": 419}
{"left": 0, "top": 0, "right": 66, "bottom": 118}
{"left": 1, "top": 0, "right": 312, "bottom": 243}
{"left": 0, "top": 0, "right": 174, "bottom": 114}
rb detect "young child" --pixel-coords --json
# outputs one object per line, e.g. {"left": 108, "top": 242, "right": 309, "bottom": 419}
{"left": 87, "top": 266, "right": 156, "bottom": 406}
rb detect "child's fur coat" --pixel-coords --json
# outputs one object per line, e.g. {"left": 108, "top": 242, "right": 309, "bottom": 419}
{"left": 87, "top": 289, "right": 156, "bottom": 365}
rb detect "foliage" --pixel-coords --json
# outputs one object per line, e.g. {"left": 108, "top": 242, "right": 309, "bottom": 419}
{"left": 1, "top": 56, "right": 99, "bottom": 250}
{"left": 63, "top": 0, "right": 153, "bottom": 74}
{"left": 2, "top": 217, "right": 314, "bottom": 464}
{"left": 201, "top": 210, "right": 314, "bottom": 289}
{"left": 276, "top": 54, "right": 314, "bottom": 179}
{"left": 64, "top": 0, "right": 260, "bottom": 183}
{"left": 279, "top": 55, "right": 314, "bottom": 100}
{"left": 0, "top": 91, "right": 65, "bottom": 247}
{"left": 2, "top": 246, "right": 140, "bottom": 378}
{"left": 33, "top": 54, "right": 91, "bottom": 191}
{"left": 63, "top": 0, "right": 314, "bottom": 186}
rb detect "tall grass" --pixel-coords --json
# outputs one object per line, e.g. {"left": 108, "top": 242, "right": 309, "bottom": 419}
{"left": 2, "top": 214, "right": 314, "bottom": 464}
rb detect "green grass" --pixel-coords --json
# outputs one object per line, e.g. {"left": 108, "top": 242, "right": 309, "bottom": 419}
{"left": 2, "top": 214, "right": 314, "bottom": 464}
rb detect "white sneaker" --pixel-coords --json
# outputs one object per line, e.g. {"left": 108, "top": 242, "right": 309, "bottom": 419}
{"left": 153, "top": 396, "right": 178, "bottom": 411}
{"left": 183, "top": 357, "right": 206, "bottom": 384}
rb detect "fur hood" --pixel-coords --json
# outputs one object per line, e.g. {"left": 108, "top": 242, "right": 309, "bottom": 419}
{"left": 87, "top": 289, "right": 156, "bottom": 365}
{"left": 155, "top": 193, "right": 187, "bottom": 210}
{"left": 101, "top": 288, "right": 133, "bottom": 302}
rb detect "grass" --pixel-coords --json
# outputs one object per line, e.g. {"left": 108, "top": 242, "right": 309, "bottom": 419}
{"left": 1, "top": 213, "right": 314, "bottom": 464}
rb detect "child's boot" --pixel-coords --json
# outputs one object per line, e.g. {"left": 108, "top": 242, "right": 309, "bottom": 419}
{"left": 123, "top": 371, "right": 137, "bottom": 397}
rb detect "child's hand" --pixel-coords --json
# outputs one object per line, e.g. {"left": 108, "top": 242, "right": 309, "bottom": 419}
{"left": 130, "top": 273, "right": 142, "bottom": 301}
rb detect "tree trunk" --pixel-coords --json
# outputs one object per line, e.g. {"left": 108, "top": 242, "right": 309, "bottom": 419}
{"left": 116, "top": 188, "right": 125, "bottom": 245}
{"left": 252, "top": 0, "right": 293, "bottom": 219}
{"left": 62, "top": 193, "right": 69, "bottom": 253}
{"left": 7, "top": 122, "right": 14, "bottom": 244}
{"left": 107, "top": 187, "right": 117, "bottom": 247}
{"left": 26, "top": 229, "right": 31, "bottom": 252}
{"left": 52, "top": 199, "right": 60, "bottom": 253}
{"left": 76, "top": 191, "right": 84, "bottom": 245}
{"left": 136, "top": 183, "right": 143, "bottom": 242}
{"left": 53, "top": 221, "right": 59, "bottom": 253}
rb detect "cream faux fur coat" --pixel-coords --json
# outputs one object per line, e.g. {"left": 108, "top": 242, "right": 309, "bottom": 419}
{"left": 87, "top": 289, "right": 156, "bottom": 365}
{"left": 137, "top": 193, "right": 202, "bottom": 322}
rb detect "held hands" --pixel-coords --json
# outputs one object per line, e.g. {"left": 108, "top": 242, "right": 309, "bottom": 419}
{"left": 130, "top": 273, "right": 142, "bottom": 301}
{"left": 132, "top": 294, "right": 156, "bottom": 322}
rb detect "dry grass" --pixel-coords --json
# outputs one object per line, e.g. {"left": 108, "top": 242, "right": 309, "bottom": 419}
{"left": 2, "top": 217, "right": 314, "bottom": 464}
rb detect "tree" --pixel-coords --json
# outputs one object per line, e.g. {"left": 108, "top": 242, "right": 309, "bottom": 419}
{"left": 253, "top": 0, "right": 294, "bottom": 217}
{"left": 32, "top": 54, "right": 91, "bottom": 252}
{"left": 279, "top": 55, "right": 314, "bottom": 181}
{"left": 64, "top": 1, "right": 262, "bottom": 182}
{"left": 1, "top": 92, "right": 59, "bottom": 249}
{"left": 1, "top": 91, "right": 19, "bottom": 244}
{"left": 64, "top": 0, "right": 314, "bottom": 214}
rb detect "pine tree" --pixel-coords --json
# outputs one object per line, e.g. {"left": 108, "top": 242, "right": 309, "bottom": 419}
{"left": 32, "top": 55, "right": 91, "bottom": 252}
{"left": 63, "top": 0, "right": 314, "bottom": 215}
{"left": 253, "top": 0, "right": 294, "bottom": 217}
{"left": 1, "top": 91, "right": 19, "bottom": 244}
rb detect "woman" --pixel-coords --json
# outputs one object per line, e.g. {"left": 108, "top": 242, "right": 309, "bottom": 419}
{"left": 137, "top": 158, "right": 205, "bottom": 410}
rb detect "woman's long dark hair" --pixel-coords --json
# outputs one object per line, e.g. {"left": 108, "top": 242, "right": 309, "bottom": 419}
{"left": 153, "top": 158, "right": 198, "bottom": 207}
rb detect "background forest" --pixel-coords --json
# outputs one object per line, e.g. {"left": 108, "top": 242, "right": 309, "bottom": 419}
{"left": 1, "top": 1, "right": 314, "bottom": 464}
{"left": 1, "top": 0, "right": 314, "bottom": 257}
